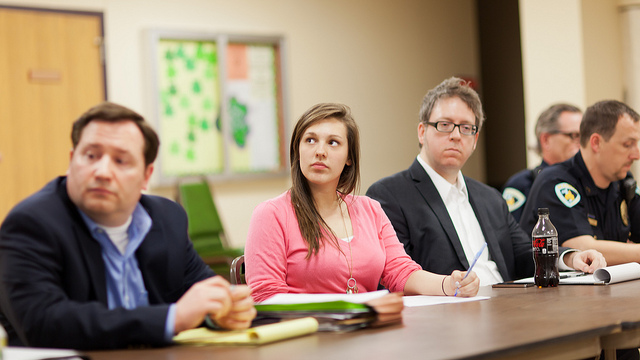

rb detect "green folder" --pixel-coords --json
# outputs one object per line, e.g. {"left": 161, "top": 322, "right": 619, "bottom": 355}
{"left": 255, "top": 300, "right": 371, "bottom": 313}
{"left": 254, "top": 301, "right": 377, "bottom": 332}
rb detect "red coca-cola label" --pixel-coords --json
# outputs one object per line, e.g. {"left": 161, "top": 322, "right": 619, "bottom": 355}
{"left": 533, "top": 236, "right": 558, "bottom": 254}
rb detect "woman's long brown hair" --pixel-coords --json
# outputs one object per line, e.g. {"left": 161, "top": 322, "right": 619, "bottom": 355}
{"left": 289, "top": 103, "right": 360, "bottom": 258}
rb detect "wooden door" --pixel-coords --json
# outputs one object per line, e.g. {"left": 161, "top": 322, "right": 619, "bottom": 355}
{"left": 0, "top": 7, "right": 106, "bottom": 220}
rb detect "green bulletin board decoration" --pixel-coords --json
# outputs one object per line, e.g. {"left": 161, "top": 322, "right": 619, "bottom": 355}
{"left": 148, "top": 30, "right": 287, "bottom": 184}
{"left": 158, "top": 39, "right": 224, "bottom": 175}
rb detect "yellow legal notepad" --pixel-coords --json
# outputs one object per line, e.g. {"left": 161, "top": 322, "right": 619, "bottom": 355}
{"left": 173, "top": 317, "right": 319, "bottom": 346}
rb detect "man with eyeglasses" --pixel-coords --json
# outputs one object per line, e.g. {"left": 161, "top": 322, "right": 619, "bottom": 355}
{"left": 520, "top": 100, "right": 640, "bottom": 269}
{"left": 502, "top": 104, "right": 582, "bottom": 222}
{"left": 366, "top": 77, "right": 604, "bottom": 286}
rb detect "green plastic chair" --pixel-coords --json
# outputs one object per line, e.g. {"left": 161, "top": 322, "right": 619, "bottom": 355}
{"left": 177, "top": 180, "right": 244, "bottom": 278}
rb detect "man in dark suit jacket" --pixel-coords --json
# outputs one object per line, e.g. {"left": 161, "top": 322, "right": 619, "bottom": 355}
{"left": 366, "top": 77, "right": 605, "bottom": 285}
{"left": 368, "top": 160, "right": 536, "bottom": 281}
{"left": 0, "top": 102, "right": 255, "bottom": 350}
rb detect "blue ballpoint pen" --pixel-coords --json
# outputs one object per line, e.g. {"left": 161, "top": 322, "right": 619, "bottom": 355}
{"left": 454, "top": 242, "right": 487, "bottom": 296}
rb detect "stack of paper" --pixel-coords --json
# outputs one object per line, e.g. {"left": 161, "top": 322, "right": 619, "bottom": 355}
{"left": 254, "top": 290, "right": 401, "bottom": 331}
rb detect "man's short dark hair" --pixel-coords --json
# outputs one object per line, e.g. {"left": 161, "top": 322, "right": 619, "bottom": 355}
{"left": 71, "top": 102, "right": 160, "bottom": 166}
{"left": 580, "top": 100, "right": 640, "bottom": 147}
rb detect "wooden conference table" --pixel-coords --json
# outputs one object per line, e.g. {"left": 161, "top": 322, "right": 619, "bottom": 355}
{"left": 86, "top": 281, "right": 640, "bottom": 360}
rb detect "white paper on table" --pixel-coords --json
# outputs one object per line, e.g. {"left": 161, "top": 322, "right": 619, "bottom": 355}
{"left": 402, "top": 295, "right": 490, "bottom": 307}
{"left": 592, "top": 262, "right": 640, "bottom": 283}
{"left": 3, "top": 346, "right": 82, "bottom": 360}
{"left": 513, "top": 262, "right": 640, "bottom": 285}
{"left": 512, "top": 274, "right": 603, "bottom": 284}
{"left": 259, "top": 290, "right": 390, "bottom": 305}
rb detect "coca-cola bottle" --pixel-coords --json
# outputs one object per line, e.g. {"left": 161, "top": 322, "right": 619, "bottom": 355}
{"left": 532, "top": 208, "right": 559, "bottom": 287}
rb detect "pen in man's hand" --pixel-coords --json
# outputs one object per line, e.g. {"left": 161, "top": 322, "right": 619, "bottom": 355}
{"left": 455, "top": 243, "right": 487, "bottom": 297}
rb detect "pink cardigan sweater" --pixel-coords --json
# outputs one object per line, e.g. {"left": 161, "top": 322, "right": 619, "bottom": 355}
{"left": 245, "top": 191, "right": 422, "bottom": 302}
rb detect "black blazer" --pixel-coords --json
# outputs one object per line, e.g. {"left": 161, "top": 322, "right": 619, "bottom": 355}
{"left": 0, "top": 177, "right": 214, "bottom": 349}
{"left": 366, "top": 159, "right": 534, "bottom": 281}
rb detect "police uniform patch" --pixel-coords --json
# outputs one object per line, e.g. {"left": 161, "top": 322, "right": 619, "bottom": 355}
{"left": 502, "top": 187, "right": 526, "bottom": 212}
{"left": 554, "top": 182, "right": 581, "bottom": 208}
{"left": 621, "top": 200, "right": 629, "bottom": 226}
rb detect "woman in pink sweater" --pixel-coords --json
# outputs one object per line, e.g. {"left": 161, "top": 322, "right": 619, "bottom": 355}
{"left": 245, "top": 103, "right": 479, "bottom": 302}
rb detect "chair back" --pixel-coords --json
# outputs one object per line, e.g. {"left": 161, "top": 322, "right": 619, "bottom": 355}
{"left": 230, "top": 255, "right": 245, "bottom": 285}
{"left": 177, "top": 180, "right": 227, "bottom": 253}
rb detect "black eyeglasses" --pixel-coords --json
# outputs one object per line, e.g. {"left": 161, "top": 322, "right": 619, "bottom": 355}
{"left": 551, "top": 131, "right": 580, "bottom": 141}
{"left": 427, "top": 121, "right": 478, "bottom": 136}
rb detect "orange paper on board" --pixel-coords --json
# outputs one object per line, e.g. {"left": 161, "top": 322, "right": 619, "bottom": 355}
{"left": 227, "top": 43, "right": 248, "bottom": 80}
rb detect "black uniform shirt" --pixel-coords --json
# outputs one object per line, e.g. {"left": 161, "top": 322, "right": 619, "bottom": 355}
{"left": 519, "top": 151, "right": 640, "bottom": 245}
{"left": 502, "top": 161, "right": 549, "bottom": 222}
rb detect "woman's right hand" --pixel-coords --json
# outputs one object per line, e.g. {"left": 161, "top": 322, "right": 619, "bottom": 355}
{"left": 446, "top": 270, "right": 479, "bottom": 297}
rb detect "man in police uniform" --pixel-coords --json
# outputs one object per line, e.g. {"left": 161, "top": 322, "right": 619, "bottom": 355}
{"left": 502, "top": 103, "right": 582, "bottom": 222}
{"left": 521, "top": 100, "right": 640, "bottom": 266}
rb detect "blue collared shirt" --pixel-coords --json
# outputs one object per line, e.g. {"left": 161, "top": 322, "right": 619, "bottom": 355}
{"left": 79, "top": 204, "right": 176, "bottom": 342}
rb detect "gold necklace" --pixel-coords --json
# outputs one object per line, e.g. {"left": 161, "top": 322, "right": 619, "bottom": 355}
{"left": 339, "top": 200, "right": 358, "bottom": 294}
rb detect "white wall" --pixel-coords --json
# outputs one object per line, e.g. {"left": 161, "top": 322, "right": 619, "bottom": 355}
{"left": 1, "top": 0, "right": 480, "bottom": 247}
{"left": 519, "top": 0, "right": 626, "bottom": 169}
{"left": 621, "top": 1, "right": 640, "bottom": 112}
{"left": 621, "top": 1, "right": 640, "bottom": 176}
{"left": 519, "top": 0, "right": 587, "bottom": 168}
{"left": 582, "top": 0, "right": 624, "bottom": 105}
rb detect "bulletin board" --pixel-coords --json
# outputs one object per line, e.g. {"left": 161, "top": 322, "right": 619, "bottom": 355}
{"left": 147, "top": 30, "right": 288, "bottom": 185}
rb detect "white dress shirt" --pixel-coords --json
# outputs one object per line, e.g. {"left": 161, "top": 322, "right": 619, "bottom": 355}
{"left": 417, "top": 155, "right": 504, "bottom": 285}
